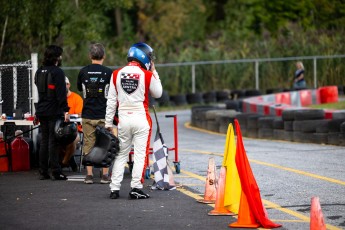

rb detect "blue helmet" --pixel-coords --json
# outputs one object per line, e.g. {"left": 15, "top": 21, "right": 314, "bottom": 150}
{"left": 127, "top": 43, "right": 155, "bottom": 70}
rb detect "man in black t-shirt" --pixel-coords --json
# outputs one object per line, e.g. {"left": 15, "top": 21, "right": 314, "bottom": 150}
{"left": 77, "top": 43, "right": 113, "bottom": 184}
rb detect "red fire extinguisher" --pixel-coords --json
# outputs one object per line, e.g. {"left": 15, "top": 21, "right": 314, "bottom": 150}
{"left": 0, "top": 131, "right": 9, "bottom": 172}
{"left": 11, "top": 130, "right": 30, "bottom": 171}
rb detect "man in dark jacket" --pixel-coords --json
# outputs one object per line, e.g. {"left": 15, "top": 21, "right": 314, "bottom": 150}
{"left": 34, "top": 45, "right": 70, "bottom": 180}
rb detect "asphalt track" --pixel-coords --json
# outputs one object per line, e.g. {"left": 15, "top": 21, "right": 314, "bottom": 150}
{"left": 1, "top": 109, "right": 344, "bottom": 230}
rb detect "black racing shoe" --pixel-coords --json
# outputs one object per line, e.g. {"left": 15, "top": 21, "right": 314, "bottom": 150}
{"left": 128, "top": 188, "right": 150, "bottom": 199}
{"left": 51, "top": 172, "right": 67, "bottom": 181}
{"left": 110, "top": 190, "right": 120, "bottom": 199}
{"left": 39, "top": 172, "right": 50, "bottom": 180}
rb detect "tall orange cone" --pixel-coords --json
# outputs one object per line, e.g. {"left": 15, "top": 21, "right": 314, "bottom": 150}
{"left": 197, "top": 157, "right": 217, "bottom": 204}
{"left": 208, "top": 166, "right": 235, "bottom": 215}
{"left": 222, "top": 123, "right": 241, "bottom": 214}
{"left": 230, "top": 119, "right": 282, "bottom": 228}
{"left": 310, "top": 197, "right": 326, "bottom": 230}
{"left": 229, "top": 191, "right": 260, "bottom": 228}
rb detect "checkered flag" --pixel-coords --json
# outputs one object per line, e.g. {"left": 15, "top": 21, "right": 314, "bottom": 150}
{"left": 151, "top": 106, "right": 176, "bottom": 190}
{"left": 151, "top": 130, "right": 175, "bottom": 190}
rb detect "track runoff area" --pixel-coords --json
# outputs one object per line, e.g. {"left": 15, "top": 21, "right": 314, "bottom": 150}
{"left": 155, "top": 110, "right": 344, "bottom": 229}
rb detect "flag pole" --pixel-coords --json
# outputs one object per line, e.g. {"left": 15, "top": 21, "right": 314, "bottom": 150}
{"left": 152, "top": 105, "right": 160, "bottom": 132}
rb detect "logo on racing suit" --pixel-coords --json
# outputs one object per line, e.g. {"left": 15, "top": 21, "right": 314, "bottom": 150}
{"left": 120, "top": 72, "right": 140, "bottom": 95}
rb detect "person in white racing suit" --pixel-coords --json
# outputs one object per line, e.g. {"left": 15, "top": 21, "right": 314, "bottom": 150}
{"left": 105, "top": 43, "right": 163, "bottom": 199}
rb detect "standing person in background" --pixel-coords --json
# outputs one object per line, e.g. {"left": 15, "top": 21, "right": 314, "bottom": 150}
{"left": 77, "top": 42, "right": 113, "bottom": 184}
{"left": 34, "top": 45, "right": 70, "bottom": 180}
{"left": 105, "top": 42, "right": 163, "bottom": 199}
{"left": 60, "top": 76, "right": 83, "bottom": 172}
{"left": 293, "top": 61, "right": 307, "bottom": 90}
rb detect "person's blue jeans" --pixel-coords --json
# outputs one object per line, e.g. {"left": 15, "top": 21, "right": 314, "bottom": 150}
{"left": 293, "top": 80, "right": 306, "bottom": 90}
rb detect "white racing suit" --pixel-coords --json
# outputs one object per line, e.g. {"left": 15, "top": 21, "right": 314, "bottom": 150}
{"left": 105, "top": 62, "right": 163, "bottom": 191}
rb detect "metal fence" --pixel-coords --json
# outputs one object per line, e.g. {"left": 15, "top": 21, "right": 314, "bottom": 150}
{"left": 0, "top": 60, "right": 33, "bottom": 117}
{"left": 2, "top": 54, "right": 343, "bottom": 110}
{"left": 62, "top": 54, "right": 345, "bottom": 95}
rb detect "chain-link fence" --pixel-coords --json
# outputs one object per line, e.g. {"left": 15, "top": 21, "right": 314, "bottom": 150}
{"left": 0, "top": 60, "right": 32, "bottom": 117}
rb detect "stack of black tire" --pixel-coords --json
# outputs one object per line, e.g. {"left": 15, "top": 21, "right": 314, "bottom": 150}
{"left": 205, "top": 109, "right": 240, "bottom": 133}
{"left": 191, "top": 105, "right": 220, "bottom": 129}
{"left": 257, "top": 116, "right": 276, "bottom": 139}
{"left": 190, "top": 105, "right": 240, "bottom": 133}
{"left": 285, "top": 109, "right": 326, "bottom": 144}
{"left": 232, "top": 113, "right": 258, "bottom": 137}
{"left": 190, "top": 104, "right": 345, "bottom": 146}
{"left": 232, "top": 113, "right": 277, "bottom": 139}
{"left": 217, "top": 110, "right": 241, "bottom": 134}
{"left": 327, "top": 112, "right": 345, "bottom": 146}
{"left": 272, "top": 117, "right": 286, "bottom": 140}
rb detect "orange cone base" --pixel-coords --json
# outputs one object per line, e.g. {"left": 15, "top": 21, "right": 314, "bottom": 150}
{"left": 197, "top": 199, "right": 215, "bottom": 204}
{"left": 229, "top": 222, "right": 260, "bottom": 228}
{"left": 208, "top": 209, "right": 236, "bottom": 216}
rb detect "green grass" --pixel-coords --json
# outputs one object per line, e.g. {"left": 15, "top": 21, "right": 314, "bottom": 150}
{"left": 309, "top": 96, "right": 345, "bottom": 110}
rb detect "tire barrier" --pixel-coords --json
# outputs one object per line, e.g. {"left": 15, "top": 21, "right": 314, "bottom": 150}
{"left": 337, "top": 85, "right": 344, "bottom": 95}
{"left": 244, "top": 89, "right": 262, "bottom": 97}
{"left": 266, "top": 88, "right": 284, "bottom": 94}
{"left": 331, "top": 111, "right": 345, "bottom": 119}
{"left": 216, "top": 90, "right": 231, "bottom": 102}
{"left": 191, "top": 105, "right": 222, "bottom": 128}
{"left": 204, "top": 109, "right": 239, "bottom": 133}
{"left": 257, "top": 116, "right": 275, "bottom": 139}
{"left": 186, "top": 92, "right": 204, "bottom": 104}
{"left": 241, "top": 87, "right": 336, "bottom": 116}
{"left": 203, "top": 91, "right": 217, "bottom": 104}
{"left": 149, "top": 95, "right": 158, "bottom": 107}
{"left": 170, "top": 94, "right": 188, "bottom": 106}
{"left": 230, "top": 89, "right": 245, "bottom": 100}
{"left": 284, "top": 121, "right": 294, "bottom": 132}
{"left": 224, "top": 100, "right": 240, "bottom": 111}
{"left": 190, "top": 85, "right": 345, "bottom": 146}
{"left": 339, "top": 122, "right": 345, "bottom": 146}
{"left": 151, "top": 86, "right": 343, "bottom": 109}
{"left": 294, "top": 109, "right": 325, "bottom": 120}
{"left": 272, "top": 118, "right": 284, "bottom": 130}
{"left": 156, "top": 90, "right": 171, "bottom": 107}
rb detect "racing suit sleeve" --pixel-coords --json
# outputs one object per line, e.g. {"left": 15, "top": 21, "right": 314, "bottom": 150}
{"left": 105, "top": 73, "right": 118, "bottom": 128}
{"left": 149, "top": 70, "right": 163, "bottom": 98}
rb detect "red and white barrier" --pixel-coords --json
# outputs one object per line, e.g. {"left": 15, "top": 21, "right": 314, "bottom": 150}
{"left": 241, "top": 86, "right": 338, "bottom": 117}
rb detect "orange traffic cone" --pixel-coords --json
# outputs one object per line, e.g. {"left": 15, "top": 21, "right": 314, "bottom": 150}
{"left": 231, "top": 119, "right": 282, "bottom": 228}
{"left": 222, "top": 123, "right": 241, "bottom": 214}
{"left": 167, "top": 163, "right": 176, "bottom": 188}
{"left": 197, "top": 157, "right": 217, "bottom": 204}
{"left": 229, "top": 191, "right": 260, "bottom": 228}
{"left": 208, "top": 166, "right": 235, "bottom": 216}
{"left": 310, "top": 197, "right": 326, "bottom": 230}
